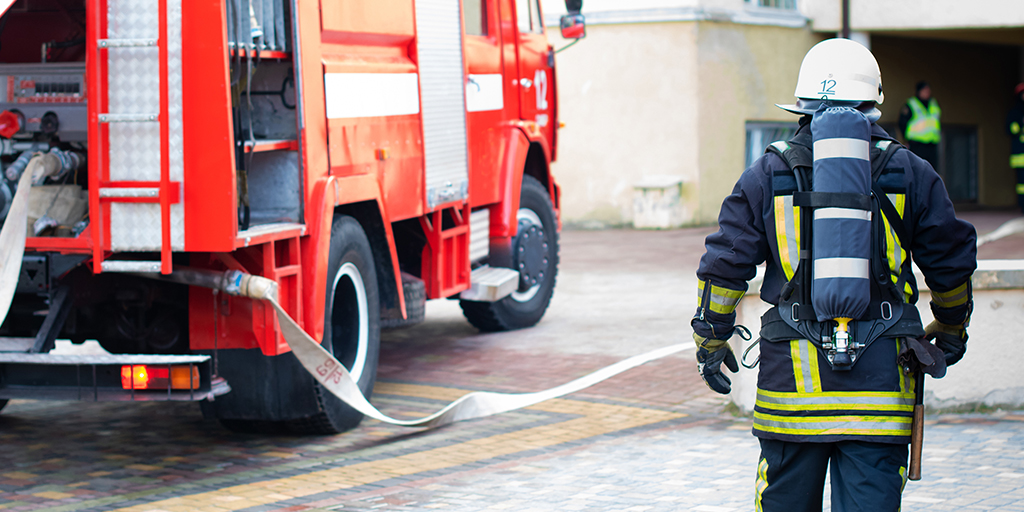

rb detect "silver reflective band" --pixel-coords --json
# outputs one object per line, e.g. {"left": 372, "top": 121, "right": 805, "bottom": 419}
{"left": 814, "top": 257, "right": 870, "bottom": 280}
{"left": 812, "top": 138, "right": 870, "bottom": 161}
{"left": 696, "top": 289, "right": 742, "bottom": 308}
{"left": 813, "top": 208, "right": 872, "bottom": 221}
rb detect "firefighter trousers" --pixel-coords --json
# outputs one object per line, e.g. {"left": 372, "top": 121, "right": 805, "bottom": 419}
{"left": 755, "top": 439, "right": 908, "bottom": 512}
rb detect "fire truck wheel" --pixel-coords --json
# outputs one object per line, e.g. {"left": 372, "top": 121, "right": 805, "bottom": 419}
{"left": 286, "top": 214, "right": 381, "bottom": 435}
{"left": 460, "top": 175, "right": 559, "bottom": 331}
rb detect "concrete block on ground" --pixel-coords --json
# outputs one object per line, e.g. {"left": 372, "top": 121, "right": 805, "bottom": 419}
{"left": 631, "top": 176, "right": 688, "bottom": 229}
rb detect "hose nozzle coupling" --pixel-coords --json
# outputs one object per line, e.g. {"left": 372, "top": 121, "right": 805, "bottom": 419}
{"left": 135, "top": 267, "right": 278, "bottom": 303}
{"left": 220, "top": 269, "right": 278, "bottom": 302}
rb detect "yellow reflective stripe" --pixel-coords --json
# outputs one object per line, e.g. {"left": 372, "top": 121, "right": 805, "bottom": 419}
{"left": 1017, "top": 183, "right": 1024, "bottom": 193}
{"left": 1013, "top": 122, "right": 1021, "bottom": 135}
{"left": 754, "top": 412, "right": 913, "bottom": 437}
{"left": 807, "top": 341, "right": 823, "bottom": 393}
{"left": 757, "top": 389, "right": 916, "bottom": 400}
{"left": 791, "top": 340, "right": 805, "bottom": 393}
{"left": 1012, "top": 153, "right": 1024, "bottom": 169}
{"left": 932, "top": 281, "right": 970, "bottom": 308}
{"left": 697, "top": 281, "right": 745, "bottom": 315}
{"left": 756, "top": 386, "right": 915, "bottom": 412}
{"left": 900, "top": 466, "right": 908, "bottom": 495}
{"left": 772, "top": 195, "right": 801, "bottom": 281}
{"left": 789, "top": 339, "right": 821, "bottom": 394}
{"left": 755, "top": 457, "right": 769, "bottom": 512}
{"left": 755, "top": 400, "right": 913, "bottom": 413}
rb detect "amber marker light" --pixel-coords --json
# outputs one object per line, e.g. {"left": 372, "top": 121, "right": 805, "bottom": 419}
{"left": 121, "top": 365, "right": 199, "bottom": 390}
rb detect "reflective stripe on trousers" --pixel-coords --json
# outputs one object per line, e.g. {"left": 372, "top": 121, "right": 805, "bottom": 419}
{"left": 754, "top": 338, "right": 916, "bottom": 441}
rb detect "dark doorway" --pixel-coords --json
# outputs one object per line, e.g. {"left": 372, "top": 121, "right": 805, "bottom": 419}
{"left": 941, "top": 124, "right": 978, "bottom": 203}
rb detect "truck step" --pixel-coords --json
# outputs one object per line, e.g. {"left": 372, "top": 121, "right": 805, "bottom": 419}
{"left": 0, "top": 337, "right": 34, "bottom": 353}
{"left": 460, "top": 265, "right": 519, "bottom": 302}
{"left": 97, "top": 113, "right": 159, "bottom": 123}
{"left": 98, "top": 38, "right": 158, "bottom": 48}
{"left": 101, "top": 260, "right": 162, "bottom": 273}
{"left": 0, "top": 353, "right": 230, "bottom": 402}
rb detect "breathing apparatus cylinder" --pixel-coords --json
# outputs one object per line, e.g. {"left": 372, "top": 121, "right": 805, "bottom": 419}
{"left": 810, "top": 106, "right": 873, "bottom": 338}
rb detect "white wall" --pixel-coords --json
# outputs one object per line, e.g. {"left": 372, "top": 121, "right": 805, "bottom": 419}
{"left": 549, "top": 22, "right": 702, "bottom": 226}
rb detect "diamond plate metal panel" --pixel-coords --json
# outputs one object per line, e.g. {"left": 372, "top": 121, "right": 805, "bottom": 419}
{"left": 107, "top": 0, "right": 159, "bottom": 184}
{"left": 415, "top": 0, "right": 469, "bottom": 209}
{"left": 110, "top": 203, "right": 162, "bottom": 251}
{"left": 106, "top": 0, "right": 185, "bottom": 251}
{"left": 167, "top": 0, "right": 184, "bottom": 250}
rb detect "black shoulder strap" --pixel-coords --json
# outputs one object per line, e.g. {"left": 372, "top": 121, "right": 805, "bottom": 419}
{"left": 871, "top": 139, "right": 902, "bottom": 181}
{"left": 767, "top": 140, "right": 812, "bottom": 173}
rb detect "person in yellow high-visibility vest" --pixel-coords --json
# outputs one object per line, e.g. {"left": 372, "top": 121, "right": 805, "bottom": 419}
{"left": 898, "top": 81, "right": 941, "bottom": 170}
{"left": 1007, "top": 82, "right": 1024, "bottom": 215}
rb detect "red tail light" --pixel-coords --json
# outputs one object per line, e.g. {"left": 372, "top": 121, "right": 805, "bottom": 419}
{"left": 120, "top": 365, "right": 199, "bottom": 390}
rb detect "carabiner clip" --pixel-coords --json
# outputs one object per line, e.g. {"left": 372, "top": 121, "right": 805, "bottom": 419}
{"left": 742, "top": 337, "right": 761, "bottom": 369}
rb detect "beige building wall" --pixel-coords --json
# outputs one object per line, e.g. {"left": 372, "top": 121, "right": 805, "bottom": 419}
{"left": 549, "top": 23, "right": 702, "bottom": 226}
{"left": 695, "top": 23, "right": 822, "bottom": 223}
{"left": 548, "top": 18, "right": 820, "bottom": 226}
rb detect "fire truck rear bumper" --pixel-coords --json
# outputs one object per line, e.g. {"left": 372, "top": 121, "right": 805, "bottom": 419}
{"left": 0, "top": 352, "right": 230, "bottom": 402}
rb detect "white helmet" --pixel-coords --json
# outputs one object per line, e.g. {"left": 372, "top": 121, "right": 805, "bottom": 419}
{"left": 777, "top": 38, "right": 884, "bottom": 117}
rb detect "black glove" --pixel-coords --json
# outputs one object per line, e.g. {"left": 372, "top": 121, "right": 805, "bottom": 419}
{"left": 694, "top": 333, "right": 739, "bottom": 394}
{"left": 924, "top": 320, "right": 968, "bottom": 366}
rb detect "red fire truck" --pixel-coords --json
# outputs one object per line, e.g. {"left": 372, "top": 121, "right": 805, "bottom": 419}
{"left": 0, "top": 0, "right": 586, "bottom": 434}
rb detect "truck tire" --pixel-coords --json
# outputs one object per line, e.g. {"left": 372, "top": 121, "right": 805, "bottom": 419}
{"left": 460, "top": 175, "right": 559, "bottom": 331}
{"left": 215, "top": 215, "right": 380, "bottom": 435}
{"left": 381, "top": 273, "right": 426, "bottom": 330}
{"left": 287, "top": 215, "right": 381, "bottom": 434}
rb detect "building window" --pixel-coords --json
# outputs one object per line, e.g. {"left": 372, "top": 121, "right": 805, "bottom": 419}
{"left": 464, "top": 0, "right": 487, "bottom": 36}
{"left": 516, "top": 0, "right": 543, "bottom": 34}
{"left": 745, "top": 122, "right": 799, "bottom": 169}
{"left": 747, "top": 0, "right": 797, "bottom": 10}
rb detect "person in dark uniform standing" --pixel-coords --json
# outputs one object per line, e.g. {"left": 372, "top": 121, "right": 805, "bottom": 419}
{"left": 898, "top": 81, "right": 941, "bottom": 171}
{"left": 692, "top": 39, "right": 976, "bottom": 511}
{"left": 1006, "top": 82, "right": 1024, "bottom": 215}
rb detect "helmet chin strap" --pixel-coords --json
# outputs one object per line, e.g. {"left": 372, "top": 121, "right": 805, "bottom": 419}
{"left": 776, "top": 99, "right": 881, "bottom": 123}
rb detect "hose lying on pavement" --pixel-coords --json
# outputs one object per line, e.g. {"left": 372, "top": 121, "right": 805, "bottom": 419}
{"left": 156, "top": 268, "right": 691, "bottom": 428}
{"left": 0, "top": 181, "right": 690, "bottom": 428}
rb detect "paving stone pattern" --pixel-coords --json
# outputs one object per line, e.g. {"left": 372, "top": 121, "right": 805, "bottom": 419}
{"left": 0, "top": 213, "right": 1021, "bottom": 511}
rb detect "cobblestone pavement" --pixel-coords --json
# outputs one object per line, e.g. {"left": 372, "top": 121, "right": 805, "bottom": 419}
{"left": 0, "top": 212, "right": 1022, "bottom": 512}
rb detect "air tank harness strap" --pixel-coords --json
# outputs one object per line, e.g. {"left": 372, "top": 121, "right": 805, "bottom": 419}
{"left": 758, "top": 304, "right": 925, "bottom": 351}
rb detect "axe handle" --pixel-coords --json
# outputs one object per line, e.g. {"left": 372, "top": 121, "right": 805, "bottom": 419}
{"left": 908, "top": 371, "right": 924, "bottom": 481}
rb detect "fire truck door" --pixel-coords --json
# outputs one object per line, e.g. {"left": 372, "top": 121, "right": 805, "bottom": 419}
{"left": 464, "top": 0, "right": 505, "bottom": 205}
{"left": 512, "top": 0, "right": 553, "bottom": 142}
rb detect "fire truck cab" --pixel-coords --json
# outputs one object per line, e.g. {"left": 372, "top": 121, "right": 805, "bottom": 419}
{"left": 0, "top": 0, "right": 586, "bottom": 434}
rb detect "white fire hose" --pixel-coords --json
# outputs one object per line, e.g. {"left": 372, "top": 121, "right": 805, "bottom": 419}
{"left": 0, "top": 154, "right": 61, "bottom": 323}
{"left": 0, "top": 169, "right": 689, "bottom": 428}
{"left": 143, "top": 268, "right": 689, "bottom": 428}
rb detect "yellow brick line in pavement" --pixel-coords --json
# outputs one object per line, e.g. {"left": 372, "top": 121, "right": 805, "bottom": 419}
{"left": 115, "top": 383, "right": 684, "bottom": 512}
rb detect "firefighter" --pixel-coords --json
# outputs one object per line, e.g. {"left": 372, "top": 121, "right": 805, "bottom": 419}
{"left": 898, "top": 81, "right": 941, "bottom": 170}
{"left": 1007, "top": 82, "right": 1024, "bottom": 215}
{"left": 691, "top": 38, "right": 976, "bottom": 511}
